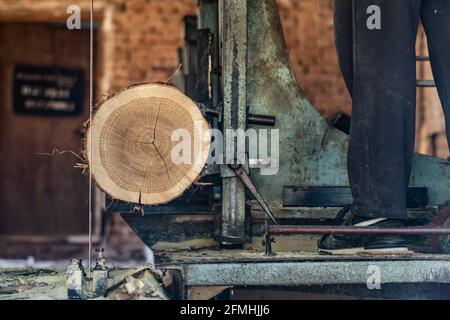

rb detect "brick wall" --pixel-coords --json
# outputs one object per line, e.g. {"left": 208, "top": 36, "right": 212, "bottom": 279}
{"left": 278, "top": 0, "right": 351, "bottom": 115}
{"left": 416, "top": 28, "right": 449, "bottom": 158}
{"left": 107, "top": 0, "right": 350, "bottom": 115}
{"left": 109, "top": 0, "right": 197, "bottom": 89}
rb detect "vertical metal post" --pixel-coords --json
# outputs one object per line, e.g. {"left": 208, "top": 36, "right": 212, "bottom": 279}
{"left": 220, "top": 0, "right": 248, "bottom": 245}
{"left": 199, "top": 0, "right": 221, "bottom": 109}
{"left": 88, "top": 0, "right": 94, "bottom": 277}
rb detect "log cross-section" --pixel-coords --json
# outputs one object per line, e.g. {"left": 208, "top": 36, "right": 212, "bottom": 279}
{"left": 87, "top": 83, "right": 211, "bottom": 205}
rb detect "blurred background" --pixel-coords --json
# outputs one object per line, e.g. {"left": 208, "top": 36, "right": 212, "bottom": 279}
{"left": 0, "top": 0, "right": 447, "bottom": 266}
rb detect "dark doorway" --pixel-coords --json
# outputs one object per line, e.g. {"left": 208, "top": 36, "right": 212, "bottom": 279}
{"left": 0, "top": 23, "right": 93, "bottom": 237}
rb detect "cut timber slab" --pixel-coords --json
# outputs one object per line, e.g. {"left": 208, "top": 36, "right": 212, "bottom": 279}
{"left": 87, "top": 83, "right": 211, "bottom": 205}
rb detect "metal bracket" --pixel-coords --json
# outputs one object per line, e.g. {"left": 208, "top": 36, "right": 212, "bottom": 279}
{"left": 229, "top": 164, "right": 278, "bottom": 225}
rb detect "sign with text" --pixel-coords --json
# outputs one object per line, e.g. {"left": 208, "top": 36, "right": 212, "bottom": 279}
{"left": 13, "top": 65, "right": 84, "bottom": 116}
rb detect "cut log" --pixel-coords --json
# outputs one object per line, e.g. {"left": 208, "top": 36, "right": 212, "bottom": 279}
{"left": 86, "top": 83, "right": 211, "bottom": 205}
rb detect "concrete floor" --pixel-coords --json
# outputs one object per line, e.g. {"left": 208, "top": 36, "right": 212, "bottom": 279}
{"left": 2, "top": 249, "right": 450, "bottom": 300}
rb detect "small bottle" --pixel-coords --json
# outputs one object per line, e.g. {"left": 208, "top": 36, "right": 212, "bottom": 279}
{"left": 66, "top": 258, "right": 85, "bottom": 299}
{"left": 92, "top": 248, "right": 109, "bottom": 297}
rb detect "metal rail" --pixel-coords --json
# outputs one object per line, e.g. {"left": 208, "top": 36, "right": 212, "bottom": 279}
{"left": 264, "top": 224, "right": 450, "bottom": 255}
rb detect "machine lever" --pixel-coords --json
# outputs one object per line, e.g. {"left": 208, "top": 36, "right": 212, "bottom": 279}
{"left": 229, "top": 164, "right": 279, "bottom": 225}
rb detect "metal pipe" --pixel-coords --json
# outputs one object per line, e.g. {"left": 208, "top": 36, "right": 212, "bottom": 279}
{"left": 247, "top": 114, "right": 276, "bottom": 126}
{"left": 203, "top": 108, "right": 276, "bottom": 126}
{"left": 268, "top": 225, "right": 450, "bottom": 235}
